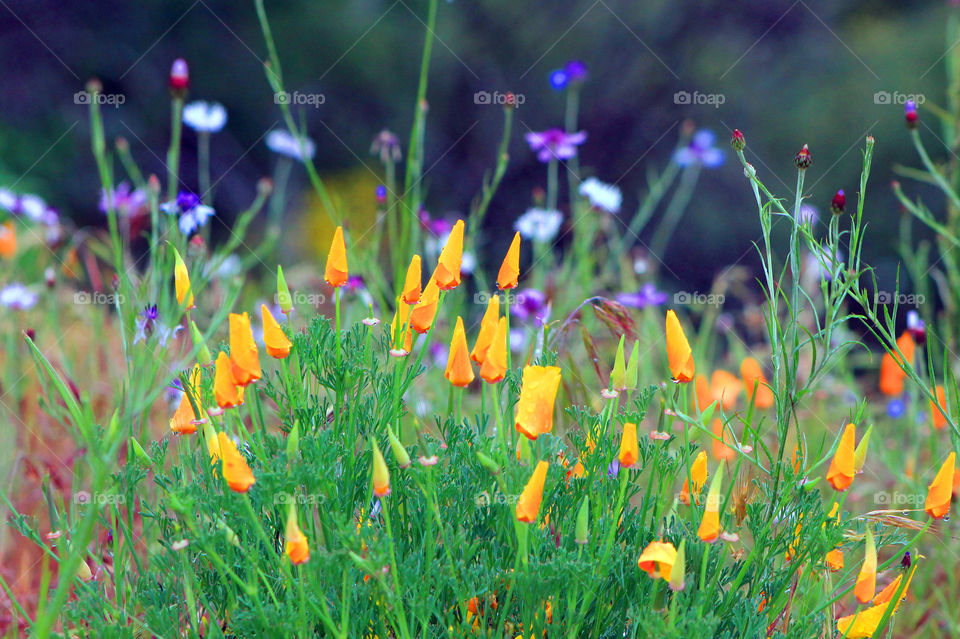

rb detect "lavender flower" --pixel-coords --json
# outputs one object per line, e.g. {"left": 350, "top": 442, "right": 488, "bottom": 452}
{"left": 798, "top": 204, "right": 819, "bottom": 226}
{"left": 578, "top": 177, "right": 622, "bottom": 214}
{"left": 511, "top": 288, "right": 547, "bottom": 323}
{"left": 886, "top": 398, "right": 905, "bottom": 419}
{"left": 616, "top": 283, "right": 668, "bottom": 309}
{"left": 183, "top": 101, "right": 228, "bottom": 133}
{"left": 100, "top": 182, "right": 148, "bottom": 218}
{"left": 371, "top": 129, "right": 402, "bottom": 163}
{"left": 134, "top": 304, "right": 182, "bottom": 347}
{"left": 267, "top": 130, "right": 316, "bottom": 161}
{"left": 515, "top": 208, "right": 562, "bottom": 242}
{"left": 161, "top": 191, "right": 214, "bottom": 236}
{"left": 673, "top": 130, "right": 725, "bottom": 168}
{"left": 0, "top": 283, "right": 38, "bottom": 310}
{"left": 548, "top": 60, "right": 588, "bottom": 90}
{"left": 525, "top": 129, "right": 587, "bottom": 163}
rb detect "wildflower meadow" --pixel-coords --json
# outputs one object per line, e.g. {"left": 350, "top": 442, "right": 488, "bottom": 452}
{"left": 2, "top": 1, "right": 960, "bottom": 637}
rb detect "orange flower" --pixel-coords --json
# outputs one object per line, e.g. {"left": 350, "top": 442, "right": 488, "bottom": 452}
{"left": 0, "top": 221, "right": 16, "bottom": 259}
{"left": 515, "top": 366, "right": 562, "bottom": 440}
{"left": 515, "top": 460, "right": 549, "bottom": 523}
{"left": 826, "top": 423, "right": 856, "bottom": 491}
{"left": 879, "top": 331, "right": 915, "bottom": 396}
{"left": 711, "top": 418, "right": 736, "bottom": 462}
{"left": 872, "top": 574, "right": 903, "bottom": 606}
{"left": 435, "top": 219, "right": 464, "bottom": 290}
{"left": 665, "top": 310, "right": 695, "bottom": 382}
{"left": 470, "top": 295, "right": 500, "bottom": 365}
{"left": 931, "top": 385, "right": 948, "bottom": 430}
{"left": 170, "top": 367, "right": 205, "bottom": 434}
{"left": 709, "top": 370, "right": 742, "bottom": 410}
{"left": 208, "top": 431, "right": 256, "bottom": 493}
{"left": 837, "top": 565, "right": 917, "bottom": 638}
{"left": 695, "top": 374, "right": 712, "bottom": 412}
{"left": 826, "top": 548, "right": 844, "bottom": 572}
{"left": 371, "top": 437, "right": 391, "bottom": 497}
{"left": 173, "top": 247, "right": 194, "bottom": 310}
{"left": 229, "top": 312, "right": 261, "bottom": 386}
{"left": 324, "top": 225, "right": 348, "bottom": 287}
{"left": 618, "top": 422, "right": 639, "bottom": 467}
{"left": 410, "top": 272, "right": 440, "bottom": 334}
{"left": 285, "top": 506, "right": 310, "bottom": 564}
{"left": 854, "top": 527, "right": 876, "bottom": 604}
{"left": 637, "top": 541, "right": 676, "bottom": 581}
{"left": 679, "top": 451, "right": 708, "bottom": 506}
{"left": 497, "top": 231, "right": 520, "bottom": 290}
{"left": 480, "top": 317, "right": 508, "bottom": 384}
{"left": 402, "top": 254, "right": 422, "bottom": 304}
{"left": 925, "top": 451, "right": 955, "bottom": 519}
{"left": 445, "top": 316, "right": 475, "bottom": 387}
{"left": 697, "top": 460, "right": 724, "bottom": 543}
{"left": 740, "top": 357, "right": 773, "bottom": 409}
{"left": 390, "top": 296, "right": 413, "bottom": 352}
{"left": 261, "top": 304, "right": 292, "bottom": 359}
{"left": 214, "top": 351, "right": 244, "bottom": 408}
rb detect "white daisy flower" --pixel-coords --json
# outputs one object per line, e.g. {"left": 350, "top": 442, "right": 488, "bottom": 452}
{"left": 578, "top": 177, "right": 622, "bottom": 213}
{"left": 514, "top": 208, "right": 563, "bottom": 243}
{"left": 183, "top": 101, "right": 228, "bottom": 133}
{"left": 266, "top": 130, "right": 315, "bottom": 161}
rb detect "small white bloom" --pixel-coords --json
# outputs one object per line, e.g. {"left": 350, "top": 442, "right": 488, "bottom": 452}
{"left": 460, "top": 251, "right": 476, "bottom": 275}
{"left": 178, "top": 204, "right": 214, "bottom": 236}
{"left": 0, "top": 188, "right": 15, "bottom": 211}
{"left": 266, "top": 130, "right": 315, "bottom": 161}
{"left": 514, "top": 208, "right": 563, "bottom": 243}
{"left": 18, "top": 194, "right": 48, "bottom": 222}
{"left": 0, "top": 283, "right": 38, "bottom": 310}
{"left": 578, "top": 177, "right": 622, "bottom": 213}
{"left": 183, "top": 101, "right": 227, "bottom": 133}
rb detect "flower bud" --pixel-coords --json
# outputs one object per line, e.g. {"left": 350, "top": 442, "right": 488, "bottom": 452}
{"left": 625, "top": 340, "right": 640, "bottom": 391}
{"left": 610, "top": 335, "right": 627, "bottom": 391}
{"left": 669, "top": 539, "right": 686, "bottom": 592}
{"left": 730, "top": 129, "right": 745, "bottom": 151}
{"left": 794, "top": 144, "right": 812, "bottom": 170}
{"left": 169, "top": 58, "right": 189, "bottom": 94}
{"left": 476, "top": 450, "right": 500, "bottom": 475}
{"left": 905, "top": 100, "right": 918, "bottom": 130}
{"left": 286, "top": 420, "right": 300, "bottom": 461}
{"left": 830, "top": 189, "right": 846, "bottom": 215}
{"left": 574, "top": 497, "right": 589, "bottom": 544}
{"left": 190, "top": 320, "right": 212, "bottom": 365}
{"left": 277, "top": 265, "right": 293, "bottom": 314}
{"left": 907, "top": 309, "right": 926, "bottom": 345}
{"left": 388, "top": 426, "right": 411, "bottom": 469}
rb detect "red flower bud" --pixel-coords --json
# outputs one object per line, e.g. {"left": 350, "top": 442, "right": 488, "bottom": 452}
{"left": 794, "top": 144, "right": 812, "bottom": 170}
{"left": 905, "top": 100, "right": 918, "bottom": 130}
{"left": 169, "top": 58, "right": 189, "bottom": 93}
{"left": 830, "top": 189, "right": 846, "bottom": 215}
{"left": 731, "top": 129, "right": 746, "bottom": 151}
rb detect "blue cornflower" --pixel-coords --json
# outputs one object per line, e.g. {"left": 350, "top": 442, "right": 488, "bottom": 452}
{"left": 673, "top": 130, "right": 725, "bottom": 168}
{"left": 161, "top": 191, "right": 214, "bottom": 236}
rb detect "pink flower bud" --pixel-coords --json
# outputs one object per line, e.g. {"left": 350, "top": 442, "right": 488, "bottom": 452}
{"left": 169, "top": 58, "right": 189, "bottom": 92}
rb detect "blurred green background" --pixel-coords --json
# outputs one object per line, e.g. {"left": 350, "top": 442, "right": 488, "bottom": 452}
{"left": 0, "top": 0, "right": 947, "bottom": 293}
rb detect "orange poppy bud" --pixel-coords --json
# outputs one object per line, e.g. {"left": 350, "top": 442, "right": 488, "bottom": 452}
{"left": 471, "top": 295, "right": 500, "bottom": 365}
{"left": 680, "top": 451, "right": 708, "bottom": 506}
{"left": 445, "top": 316, "right": 475, "bottom": 387}
{"left": 826, "top": 423, "right": 856, "bottom": 491}
{"left": 410, "top": 273, "right": 440, "bottom": 334}
{"left": 872, "top": 574, "right": 902, "bottom": 606}
{"left": 854, "top": 527, "right": 876, "bottom": 604}
{"left": 229, "top": 312, "right": 261, "bottom": 386}
{"left": 497, "top": 231, "right": 520, "bottom": 290}
{"left": 697, "top": 460, "right": 724, "bottom": 543}
{"left": 879, "top": 331, "right": 915, "bottom": 396}
{"left": 480, "top": 317, "right": 508, "bottom": 384}
{"left": 402, "top": 254, "right": 422, "bottom": 304}
{"left": 838, "top": 565, "right": 917, "bottom": 638}
{"left": 740, "top": 356, "right": 773, "bottom": 409}
{"left": 0, "top": 221, "right": 16, "bottom": 259}
{"left": 515, "top": 365, "right": 562, "bottom": 440}
{"left": 925, "top": 451, "right": 955, "bottom": 519}
{"left": 324, "top": 226, "right": 348, "bottom": 288}
{"left": 826, "top": 548, "right": 843, "bottom": 572}
{"left": 173, "top": 247, "right": 194, "bottom": 310}
{"left": 618, "top": 422, "right": 639, "bottom": 467}
{"left": 637, "top": 541, "right": 676, "bottom": 581}
{"left": 711, "top": 418, "right": 735, "bottom": 462}
{"left": 170, "top": 367, "right": 206, "bottom": 434}
{"left": 931, "top": 385, "right": 948, "bottom": 430}
{"left": 208, "top": 431, "right": 256, "bottom": 493}
{"left": 285, "top": 506, "right": 310, "bottom": 565}
{"left": 435, "top": 219, "right": 464, "bottom": 290}
{"left": 214, "top": 351, "right": 244, "bottom": 408}
{"left": 371, "top": 437, "right": 391, "bottom": 497}
{"left": 665, "top": 310, "right": 695, "bottom": 382}
{"left": 390, "top": 296, "right": 413, "bottom": 352}
{"left": 515, "top": 460, "right": 549, "bottom": 523}
{"left": 261, "top": 304, "right": 292, "bottom": 359}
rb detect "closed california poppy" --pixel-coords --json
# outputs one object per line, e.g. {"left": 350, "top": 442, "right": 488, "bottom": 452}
{"left": 680, "top": 451, "right": 708, "bottom": 506}
{"left": 214, "top": 351, "right": 244, "bottom": 408}
{"left": 173, "top": 247, "right": 194, "bottom": 310}
{"left": 837, "top": 565, "right": 917, "bottom": 639}
{"left": 515, "top": 365, "right": 562, "bottom": 440}
{"left": 435, "top": 219, "right": 464, "bottom": 290}
{"left": 931, "top": 385, "right": 948, "bottom": 430}
{"left": 261, "top": 304, "right": 292, "bottom": 359}
{"left": 285, "top": 506, "right": 310, "bottom": 565}
{"left": 371, "top": 437, "right": 390, "bottom": 497}
{"left": 470, "top": 295, "right": 499, "bottom": 365}
{"left": 740, "top": 357, "right": 773, "bottom": 409}
{"left": 208, "top": 431, "right": 256, "bottom": 492}
{"left": 826, "top": 548, "right": 844, "bottom": 572}
{"left": 324, "top": 226, "right": 348, "bottom": 288}
{"left": 697, "top": 460, "right": 724, "bottom": 543}
{"left": 229, "top": 312, "right": 261, "bottom": 386}
{"left": 390, "top": 296, "right": 413, "bottom": 353}
{"left": 410, "top": 273, "right": 440, "bottom": 334}
{"left": 879, "top": 331, "right": 915, "bottom": 396}
{"left": 497, "top": 231, "right": 520, "bottom": 290}
{"left": 445, "top": 316, "right": 475, "bottom": 387}
{"left": 402, "top": 254, "right": 422, "bottom": 304}
{"left": 516, "top": 460, "right": 549, "bottom": 523}
{"left": 618, "top": 422, "right": 639, "bottom": 467}
{"left": 854, "top": 527, "right": 877, "bottom": 604}
{"left": 665, "top": 310, "right": 695, "bottom": 382}
{"left": 637, "top": 541, "right": 676, "bottom": 581}
{"left": 480, "top": 317, "right": 508, "bottom": 384}
{"left": 925, "top": 451, "right": 955, "bottom": 519}
{"left": 826, "top": 423, "right": 856, "bottom": 491}
{"left": 0, "top": 221, "right": 16, "bottom": 259}
{"left": 170, "top": 367, "right": 206, "bottom": 434}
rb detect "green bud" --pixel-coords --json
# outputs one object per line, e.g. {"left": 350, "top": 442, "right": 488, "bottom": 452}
{"left": 610, "top": 335, "right": 626, "bottom": 391}
{"left": 130, "top": 437, "right": 152, "bottom": 466}
{"left": 853, "top": 424, "right": 872, "bottom": 473}
{"left": 107, "top": 409, "right": 121, "bottom": 441}
{"left": 219, "top": 519, "right": 240, "bottom": 546}
{"left": 575, "top": 497, "right": 589, "bottom": 545}
{"left": 476, "top": 450, "right": 500, "bottom": 475}
{"left": 286, "top": 420, "right": 300, "bottom": 462}
{"left": 388, "top": 426, "right": 411, "bottom": 469}
{"left": 277, "top": 265, "right": 293, "bottom": 314}
{"left": 669, "top": 539, "right": 686, "bottom": 592}
{"left": 190, "top": 320, "right": 212, "bottom": 365}
{"left": 625, "top": 340, "right": 640, "bottom": 391}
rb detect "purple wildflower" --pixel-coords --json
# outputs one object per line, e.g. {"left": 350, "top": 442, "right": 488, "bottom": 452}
{"left": 0, "top": 283, "right": 38, "bottom": 310}
{"left": 886, "top": 398, "right": 905, "bottom": 419}
{"left": 525, "top": 129, "right": 587, "bottom": 163}
{"left": 375, "top": 185, "right": 387, "bottom": 204}
{"left": 100, "top": 182, "right": 148, "bottom": 218}
{"left": 161, "top": 191, "right": 214, "bottom": 236}
{"left": 673, "top": 130, "right": 725, "bottom": 168}
{"left": 511, "top": 289, "right": 547, "bottom": 323}
{"left": 607, "top": 459, "right": 620, "bottom": 479}
{"left": 616, "top": 283, "right": 668, "bottom": 309}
